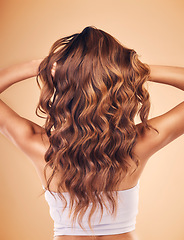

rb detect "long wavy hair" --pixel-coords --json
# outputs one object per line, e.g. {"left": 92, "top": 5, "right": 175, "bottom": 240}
{"left": 36, "top": 26, "right": 151, "bottom": 233}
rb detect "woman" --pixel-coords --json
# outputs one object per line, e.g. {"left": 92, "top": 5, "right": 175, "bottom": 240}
{"left": 0, "top": 26, "right": 183, "bottom": 240}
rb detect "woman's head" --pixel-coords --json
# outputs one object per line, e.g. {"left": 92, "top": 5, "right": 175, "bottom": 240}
{"left": 36, "top": 26, "right": 150, "bottom": 233}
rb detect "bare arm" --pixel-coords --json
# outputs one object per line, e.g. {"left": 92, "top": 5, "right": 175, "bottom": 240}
{"left": 0, "top": 59, "right": 42, "bottom": 93}
{"left": 0, "top": 59, "right": 48, "bottom": 166}
{"left": 135, "top": 65, "right": 184, "bottom": 160}
{"left": 0, "top": 59, "right": 42, "bottom": 127}
{"left": 149, "top": 65, "right": 184, "bottom": 91}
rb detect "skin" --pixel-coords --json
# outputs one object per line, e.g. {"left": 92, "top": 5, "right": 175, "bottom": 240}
{"left": 0, "top": 60, "right": 184, "bottom": 240}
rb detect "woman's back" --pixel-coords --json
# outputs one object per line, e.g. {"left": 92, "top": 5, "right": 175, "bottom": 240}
{"left": 34, "top": 125, "right": 151, "bottom": 193}
{"left": 28, "top": 128, "right": 141, "bottom": 240}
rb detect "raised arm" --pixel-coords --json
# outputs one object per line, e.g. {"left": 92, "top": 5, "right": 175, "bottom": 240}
{"left": 149, "top": 65, "right": 184, "bottom": 91}
{"left": 135, "top": 65, "right": 184, "bottom": 161}
{"left": 0, "top": 59, "right": 48, "bottom": 166}
{"left": 0, "top": 59, "right": 42, "bottom": 94}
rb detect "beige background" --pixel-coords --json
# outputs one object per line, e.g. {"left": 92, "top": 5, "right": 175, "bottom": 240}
{"left": 0, "top": 0, "right": 184, "bottom": 239}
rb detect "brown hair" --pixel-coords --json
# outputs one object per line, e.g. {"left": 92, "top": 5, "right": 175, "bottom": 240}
{"left": 36, "top": 26, "right": 151, "bottom": 233}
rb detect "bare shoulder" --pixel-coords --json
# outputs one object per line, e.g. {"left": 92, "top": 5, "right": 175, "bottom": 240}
{"left": 133, "top": 101, "right": 184, "bottom": 164}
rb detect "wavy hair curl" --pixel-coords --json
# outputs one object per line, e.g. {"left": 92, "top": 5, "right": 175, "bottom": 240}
{"left": 36, "top": 26, "right": 151, "bottom": 233}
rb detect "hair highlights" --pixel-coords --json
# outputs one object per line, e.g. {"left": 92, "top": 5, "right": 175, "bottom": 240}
{"left": 36, "top": 26, "right": 151, "bottom": 233}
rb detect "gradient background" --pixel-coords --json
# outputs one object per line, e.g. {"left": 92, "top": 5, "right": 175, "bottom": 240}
{"left": 0, "top": 0, "right": 184, "bottom": 239}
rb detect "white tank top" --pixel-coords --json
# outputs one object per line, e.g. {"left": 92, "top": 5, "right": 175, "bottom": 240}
{"left": 43, "top": 180, "right": 140, "bottom": 237}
